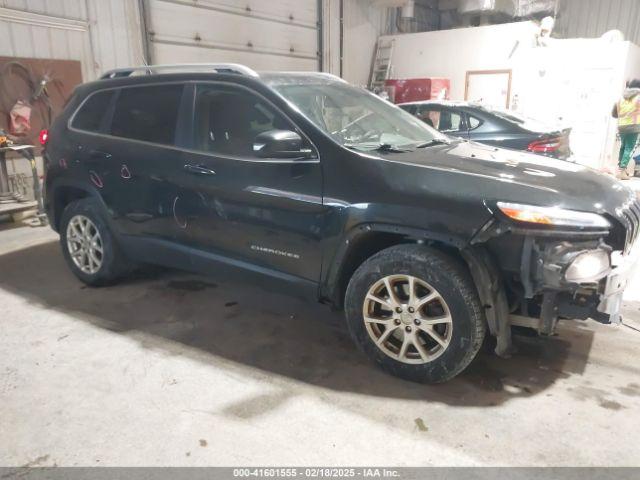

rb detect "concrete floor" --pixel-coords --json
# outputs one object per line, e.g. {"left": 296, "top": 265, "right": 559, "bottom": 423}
{"left": 1, "top": 223, "right": 640, "bottom": 467}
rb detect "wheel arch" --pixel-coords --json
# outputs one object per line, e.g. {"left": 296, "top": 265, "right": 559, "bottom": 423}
{"left": 49, "top": 180, "right": 106, "bottom": 232}
{"left": 321, "top": 223, "right": 469, "bottom": 309}
{"left": 324, "top": 223, "right": 513, "bottom": 355}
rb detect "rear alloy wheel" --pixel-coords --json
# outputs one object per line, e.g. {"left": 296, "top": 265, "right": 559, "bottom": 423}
{"left": 363, "top": 274, "right": 452, "bottom": 364}
{"left": 60, "top": 198, "right": 130, "bottom": 286}
{"left": 66, "top": 215, "right": 104, "bottom": 275}
{"left": 345, "top": 245, "right": 486, "bottom": 383}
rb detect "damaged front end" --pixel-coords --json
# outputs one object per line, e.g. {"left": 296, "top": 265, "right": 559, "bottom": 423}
{"left": 465, "top": 197, "right": 640, "bottom": 357}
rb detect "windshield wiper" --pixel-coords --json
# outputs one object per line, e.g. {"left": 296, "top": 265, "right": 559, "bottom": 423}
{"left": 415, "top": 139, "right": 451, "bottom": 148}
{"left": 375, "top": 143, "right": 414, "bottom": 152}
{"left": 344, "top": 142, "right": 414, "bottom": 153}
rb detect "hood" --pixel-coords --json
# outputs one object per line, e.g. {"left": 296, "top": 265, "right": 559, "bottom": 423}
{"left": 373, "top": 141, "right": 635, "bottom": 219}
{"left": 623, "top": 88, "right": 640, "bottom": 100}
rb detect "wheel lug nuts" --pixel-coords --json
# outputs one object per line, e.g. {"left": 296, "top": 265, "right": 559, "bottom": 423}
{"left": 414, "top": 319, "right": 421, "bottom": 325}
{"left": 394, "top": 319, "right": 401, "bottom": 325}
{"left": 405, "top": 326, "right": 412, "bottom": 332}
{"left": 408, "top": 307, "right": 415, "bottom": 313}
{"left": 395, "top": 307, "right": 402, "bottom": 313}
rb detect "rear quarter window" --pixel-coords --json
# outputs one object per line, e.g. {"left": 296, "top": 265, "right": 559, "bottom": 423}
{"left": 71, "top": 90, "right": 114, "bottom": 132}
{"left": 110, "top": 84, "right": 184, "bottom": 145}
{"left": 468, "top": 115, "right": 483, "bottom": 130}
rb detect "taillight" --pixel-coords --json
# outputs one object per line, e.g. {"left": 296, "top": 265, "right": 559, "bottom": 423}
{"left": 527, "top": 136, "right": 563, "bottom": 153}
{"left": 39, "top": 129, "right": 49, "bottom": 145}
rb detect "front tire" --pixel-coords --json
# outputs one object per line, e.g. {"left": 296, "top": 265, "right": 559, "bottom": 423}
{"left": 59, "top": 198, "right": 129, "bottom": 286}
{"left": 345, "top": 244, "right": 486, "bottom": 383}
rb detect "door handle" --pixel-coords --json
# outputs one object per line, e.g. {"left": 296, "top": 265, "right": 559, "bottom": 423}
{"left": 89, "top": 150, "right": 112, "bottom": 160}
{"left": 184, "top": 164, "right": 216, "bottom": 175}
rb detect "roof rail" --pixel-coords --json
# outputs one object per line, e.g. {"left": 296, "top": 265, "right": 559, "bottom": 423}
{"left": 99, "top": 63, "right": 259, "bottom": 80}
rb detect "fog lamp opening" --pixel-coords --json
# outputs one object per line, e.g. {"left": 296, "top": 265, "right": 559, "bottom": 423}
{"left": 565, "top": 250, "right": 611, "bottom": 283}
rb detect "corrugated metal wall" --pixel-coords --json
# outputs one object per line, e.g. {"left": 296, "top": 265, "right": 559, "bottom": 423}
{"left": 0, "top": 0, "right": 144, "bottom": 80}
{"left": 556, "top": 0, "right": 640, "bottom": 45}
{"left": 145, "top": 0, "right": 320, "bottom": 71}
{"left": 0, "top": 0, "right": 144, "bottom": 200}
{"left": 84, "top": 0, "right": 145, "bottom": 75}
{"left": 342, "top": 0, "right": 389, "bottom": 86}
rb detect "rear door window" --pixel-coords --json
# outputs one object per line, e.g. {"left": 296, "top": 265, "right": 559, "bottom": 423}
{"left": 110, "top": 84, "right": 183, "bottom": 145}
{"left": 71, "top": 90, "right": 114, "bottom": 132}
{"left": 438, "top": 109, "right": 464, "bottom": 133}
{"left": 416, "top": 106, "right": 465, "bottom": 133}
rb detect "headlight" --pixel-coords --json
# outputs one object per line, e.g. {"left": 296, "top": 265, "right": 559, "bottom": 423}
{"left": 565, "top": 250, "right": 611, "bottom": 283}
{"left": 497, "top": 202, "right": 610, "bottom": 228}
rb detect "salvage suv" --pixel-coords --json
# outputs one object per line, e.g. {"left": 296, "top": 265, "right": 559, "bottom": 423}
{"left": 43, "top": 64, "right": 640, "bottom": 383}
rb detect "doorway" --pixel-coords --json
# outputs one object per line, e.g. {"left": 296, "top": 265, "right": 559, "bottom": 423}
{"left": 465, "top": 69, "right": 512, "bottom": 109}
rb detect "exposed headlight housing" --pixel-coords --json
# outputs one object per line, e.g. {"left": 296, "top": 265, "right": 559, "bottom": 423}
{"left": 565, "top": 250, "right": 611, "bottom": 283}
{"left": 497, "top": 202, "right": 610, "bottom": 229}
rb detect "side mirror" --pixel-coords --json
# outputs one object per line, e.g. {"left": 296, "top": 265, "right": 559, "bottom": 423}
{"left": 253, "top": 130, "right": 313, "bottom": 159}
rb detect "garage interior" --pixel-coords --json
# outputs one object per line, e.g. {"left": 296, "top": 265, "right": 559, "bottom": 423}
{"left": 2, "top": 0, "right": 640, "bottom": 472}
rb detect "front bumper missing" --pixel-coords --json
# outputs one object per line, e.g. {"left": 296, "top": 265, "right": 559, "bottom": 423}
{"left": 597, "top": 246, "right": 640, "bottom": 324}
{"left": 510, "top": 238, "right": 637, "bottom": 334}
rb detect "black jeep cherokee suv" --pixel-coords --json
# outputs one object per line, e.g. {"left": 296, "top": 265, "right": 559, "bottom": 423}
{"left": 44, "top": 63, "right": 640, "bottom": 383}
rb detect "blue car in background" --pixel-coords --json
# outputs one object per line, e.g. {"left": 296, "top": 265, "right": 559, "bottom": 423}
{"left": 399, "top": 100, "right": 572, "bottom": 160}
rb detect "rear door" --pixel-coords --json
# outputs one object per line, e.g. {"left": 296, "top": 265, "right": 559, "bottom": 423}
{"left": 68, "top": 90, "right": 118, "bottom": 213}
{"left": 103, "top": 83, "right": 187, "bottom": 239}
{"left": 437, "top": 107, "right": 468, "bottom": 139}
{"left": 178, "top": 82, "right": 325, "bottom": 282}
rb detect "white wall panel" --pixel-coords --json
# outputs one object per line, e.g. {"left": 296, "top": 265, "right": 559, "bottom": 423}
{"left": 147, "top": 0, "right": 319, "bottom": 71}
{"left": 382, "top": 21, "right": 538, "bottom": 99}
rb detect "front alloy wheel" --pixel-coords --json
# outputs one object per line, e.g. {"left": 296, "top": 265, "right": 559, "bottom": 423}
{"left": 344, "top": 245, "right": 486, "bottom": 383}
{"left": 364, "top": 274, "right": 452, "bottom": 364}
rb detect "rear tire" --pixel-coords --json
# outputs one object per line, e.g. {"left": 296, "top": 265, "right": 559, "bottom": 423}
{"left": 59, "top": 198, "right": 130, "bottom": 286}
{"left": 345, "top": 244, "right": 486, "bottom": 383}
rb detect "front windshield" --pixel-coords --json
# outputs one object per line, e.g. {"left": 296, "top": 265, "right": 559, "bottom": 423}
{"left": 270, "top": 81, "right": 445, "bottom": 151}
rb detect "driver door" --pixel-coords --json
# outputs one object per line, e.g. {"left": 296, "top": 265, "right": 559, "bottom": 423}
{"left": 179, "top": 83, "right": 325, "bottom": 282}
